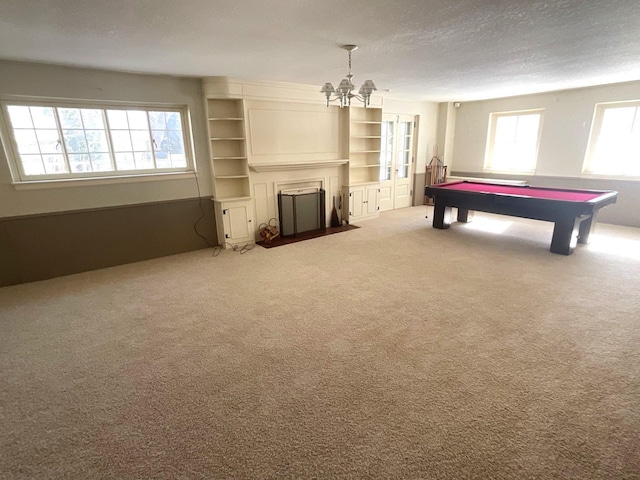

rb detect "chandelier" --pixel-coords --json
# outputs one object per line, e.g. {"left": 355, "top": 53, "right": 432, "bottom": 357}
{"left": 320, "top": 45, "right": 377, "bottom": 108}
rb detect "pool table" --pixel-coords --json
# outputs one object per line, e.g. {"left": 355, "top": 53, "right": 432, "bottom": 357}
{"left": 425, "top": 181, "right": 618, "bottom": 255}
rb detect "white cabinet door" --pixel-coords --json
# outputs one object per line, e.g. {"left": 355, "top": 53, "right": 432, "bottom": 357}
{"left": 224, "top": 204, "right": 250, "bottom": 241}
{"left": 215, "top": 199, "right": 254, "bottom": 247}
{"left": 345, "top": 184, "right": 379, "bottom": 223}
{"left": 365, "top": 186, "right": 379, "bottom": 215}
{"left": 350, "top": 187, "right": 364, "bottom": 218}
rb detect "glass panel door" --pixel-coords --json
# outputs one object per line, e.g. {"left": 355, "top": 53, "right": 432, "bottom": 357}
{"left": 379, "top": 114, "right": 416, "bottom": 211}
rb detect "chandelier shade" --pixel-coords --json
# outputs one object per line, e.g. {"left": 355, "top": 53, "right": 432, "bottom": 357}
{"left": 321, "top": 45, "right": 377, "bottom": 108}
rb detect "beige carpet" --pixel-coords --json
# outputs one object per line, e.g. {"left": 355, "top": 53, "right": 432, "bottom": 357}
{"left": 1, "top": 206, "right": 639, "bottom": 479}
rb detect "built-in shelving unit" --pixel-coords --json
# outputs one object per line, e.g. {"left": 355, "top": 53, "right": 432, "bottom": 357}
{"left": 207, "top": 97, "right": 254, "bottom": 247}
{"left": 207, "top": 99, "right": 250, "bottom": 200}
{"left": 342, "top": 107, "right": 382, "bottom": 223}
{"left": 348, "top": 107, "right": 383, "bottom": 185}
{"left": 201, "top": 77, "right": 389, "bottom": 245}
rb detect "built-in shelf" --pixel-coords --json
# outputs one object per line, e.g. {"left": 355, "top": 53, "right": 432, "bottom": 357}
{"left": 207, "top": 98, "right": 251, "bottom": 207}
{"left": 346, "top": 106, "right": 383, "bottom": 190}
{"left": 249, "top": 160, "right": 348, "bottom": 172}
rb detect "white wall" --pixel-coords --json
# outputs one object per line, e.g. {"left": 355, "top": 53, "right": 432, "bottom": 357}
{"left": 448, "top": 80, "right": 640, "bottom": 227}
{"left": 0, "top": 60, "right": 212, "bottom": 218}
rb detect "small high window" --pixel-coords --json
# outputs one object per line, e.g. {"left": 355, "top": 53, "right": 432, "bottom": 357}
{"left": 583, "top": 100, "right": 640, "bottom": 177}
{"left": 1, "top": 100, "right": 193, "bottom": 183}
{"left": 484, "top": 109, "right": 543, "bottom": 173}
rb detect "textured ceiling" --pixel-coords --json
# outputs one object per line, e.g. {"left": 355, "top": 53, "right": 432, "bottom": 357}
{"left": 1, "top": 0, "right": 639, "bottom": 101}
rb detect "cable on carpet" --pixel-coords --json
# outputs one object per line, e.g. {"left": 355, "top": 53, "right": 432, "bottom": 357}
{"left": 191, "top": 170, "right": 221, "bottom": 255}
{"left": 223, "top": 242, "right": 254, "bottom": 254}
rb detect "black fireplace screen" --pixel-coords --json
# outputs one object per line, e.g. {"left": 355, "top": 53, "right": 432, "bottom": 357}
{"left": 278, "top": 189, "right": 326, "bottom": 237}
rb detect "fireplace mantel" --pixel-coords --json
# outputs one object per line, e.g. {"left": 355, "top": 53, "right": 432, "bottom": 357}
{"left": 249, "top": 160, "right": 348, "bottom": 172}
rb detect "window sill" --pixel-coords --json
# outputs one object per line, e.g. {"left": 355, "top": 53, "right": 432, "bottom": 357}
{"left": 482, "top": 168, "right": 536, "bottom": 176}
{"left": 12, "top": 171, "right": 197, "bottom": 190}
{"left": 580, "top": 172, "right": 640, "bottom": 182}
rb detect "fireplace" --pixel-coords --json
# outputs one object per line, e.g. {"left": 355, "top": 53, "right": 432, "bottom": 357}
{"left": 278, "top": 189, "right": 326, "bottom": 237}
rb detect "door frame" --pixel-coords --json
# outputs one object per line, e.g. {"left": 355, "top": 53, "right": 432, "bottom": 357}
{"left": 378, "top": 113, "right": 417, "bottom": 211}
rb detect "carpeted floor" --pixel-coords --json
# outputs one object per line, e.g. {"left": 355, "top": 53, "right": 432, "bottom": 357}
{"left": 1, "top": 206, "right": 639, "bottom": 479}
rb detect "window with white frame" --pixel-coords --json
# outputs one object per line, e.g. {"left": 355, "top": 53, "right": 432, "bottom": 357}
{"left": 484, "top": 109, "right": 543, "bottom": 173}
{"left": 0, "top": 100, "right": 193, "bottom": 182}
{"left": 583, "top": 100, "right": 640, "bottom": 177}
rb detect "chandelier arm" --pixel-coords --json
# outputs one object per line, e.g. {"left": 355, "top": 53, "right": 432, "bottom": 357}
{"left": 321, "top": 45, "right": 374, "bottom": 108}
{"left": 327, "top": 92, "right": 371, "bottom": 108}
{"left": 325, "top": 95, "right": 350, "bottom": 108}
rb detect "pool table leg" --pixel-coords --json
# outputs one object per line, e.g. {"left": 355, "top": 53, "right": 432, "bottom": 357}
{"left": 457, "top": 208, "right": 474, "bottom": 223}
{"left": 550, "top": 216, "right": 582, "bottom": 255}
{"left": 432, "top": 200, "right": 452, "bottom": 229}
{"left": 578, "top": 212, "right": 597, "bottom": 244}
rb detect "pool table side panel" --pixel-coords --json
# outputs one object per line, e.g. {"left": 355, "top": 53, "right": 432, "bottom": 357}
{"left": 429, "top": 192, "right": 594, "bottom": 224}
